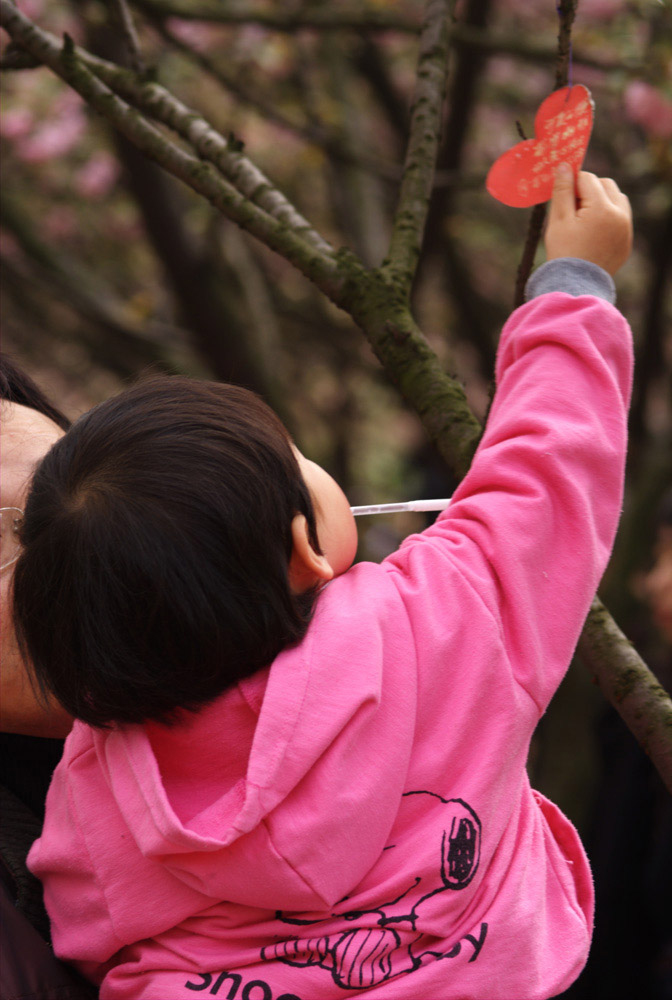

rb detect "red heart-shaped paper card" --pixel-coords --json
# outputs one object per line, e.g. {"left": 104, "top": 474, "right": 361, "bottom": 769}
{"left": 486, "top": 85, "right": 594, "bottom": 208}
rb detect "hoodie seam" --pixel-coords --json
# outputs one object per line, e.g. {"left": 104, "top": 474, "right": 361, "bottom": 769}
{"left": 452, "top": 554, "right": 545, "bottom": 716}
{"left": 66, "top": 765, "right": 126, "bottom": 956}
{"left": 262, "top": 816, "right": 332, "bottom": 909}
{"left": 250, "top": 629, "right": 316, "bottom": 796}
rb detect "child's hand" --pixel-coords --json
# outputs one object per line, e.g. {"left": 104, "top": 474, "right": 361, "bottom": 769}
{"left": 545, "top": 165, "right": 633, "bottom": 276}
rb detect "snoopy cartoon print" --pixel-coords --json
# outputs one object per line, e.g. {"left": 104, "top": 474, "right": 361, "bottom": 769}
{"left": 261, "top": 792, "right": 487, "bottom": 991}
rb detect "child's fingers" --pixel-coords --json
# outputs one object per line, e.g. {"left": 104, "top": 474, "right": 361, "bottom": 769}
{"left": 599, "top": 177, "right": 621, "bottom": 202}
{"left": 575, "top": 170, "right": 610, "bottom": 210}
{"left": 548, "top": 163, "right": 577, "bottom": 221}
{"left": 599, "top": 177, "right": 631, "bottom": 213}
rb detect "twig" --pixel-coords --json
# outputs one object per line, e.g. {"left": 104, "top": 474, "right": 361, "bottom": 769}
{"left": 0, "top": 41, "right": 41, "bottom": 69}
{"left": 554, "top": 0, "right": 578, "bottom": 89}
{"left": 110, "top": 0, "right": 146, "bottom": 74}
{"left": 130, "top": 0, "right": 422, "bottom": 33}
{"left": 513, "top": 0, "right": 578, "bottom": 307}
{"left": 450, "top": 22, "right": 643, "bottom": 75}
{"left": 514, "top": 204, "right": 546, "bottom": 307}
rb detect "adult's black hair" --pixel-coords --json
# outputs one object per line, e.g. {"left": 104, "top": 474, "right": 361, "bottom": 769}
{"left": 0, "top": 354, "right": 70, "bottom": 431}
{"left": 13, "top": 376, "right": 321, "bottom": 728}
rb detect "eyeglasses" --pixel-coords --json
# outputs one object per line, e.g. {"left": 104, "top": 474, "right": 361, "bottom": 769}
{"left": 0, "top": 507, "right": 24, "bottom": 572}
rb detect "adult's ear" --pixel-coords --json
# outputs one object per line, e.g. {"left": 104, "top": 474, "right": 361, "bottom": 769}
{"left": 288, "top": 514, "right": 334, "bottom": 592}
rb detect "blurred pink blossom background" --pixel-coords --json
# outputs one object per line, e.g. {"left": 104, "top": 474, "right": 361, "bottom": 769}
{"left": 624, "top": 82, "right": 672, "bottom": 140}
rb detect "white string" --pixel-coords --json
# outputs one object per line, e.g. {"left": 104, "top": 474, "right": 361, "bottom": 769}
{"left": 350, "top": 498, "right": 452, "bottom": 516}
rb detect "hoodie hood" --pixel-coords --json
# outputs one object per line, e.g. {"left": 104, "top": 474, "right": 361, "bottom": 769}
{"left": 71, "top": 564, "right": 417, "bottom": 929}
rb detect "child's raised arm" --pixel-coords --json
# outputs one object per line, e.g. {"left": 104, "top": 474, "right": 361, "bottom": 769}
{"left": 384, "top": 169, "right": 634, "bottom": 718}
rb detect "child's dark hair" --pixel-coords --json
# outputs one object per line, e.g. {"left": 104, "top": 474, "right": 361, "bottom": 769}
{"left": 12, "top": 376, "right": 321, "bottom": 727}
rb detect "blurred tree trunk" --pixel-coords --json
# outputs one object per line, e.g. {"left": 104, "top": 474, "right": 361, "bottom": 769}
{"left": 84, "top": 18, "right": 277, "bottom": 402}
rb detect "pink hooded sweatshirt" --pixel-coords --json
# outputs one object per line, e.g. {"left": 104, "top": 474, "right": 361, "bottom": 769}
{"left": 28, "top": 271, "right": 633, "bottom": 1000}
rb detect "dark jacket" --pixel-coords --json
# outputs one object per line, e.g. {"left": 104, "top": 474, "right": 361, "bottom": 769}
{"left": 1, "top": 778, "right": 96, "bottom": 1000}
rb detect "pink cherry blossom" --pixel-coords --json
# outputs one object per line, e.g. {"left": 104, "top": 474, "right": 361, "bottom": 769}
{"left": 624, "top": 81, "right": 672, "bottom": 140}
{"left": 0, "top": 108, "right": 35, "bottom": 140}
{"left": 17, "top": 0, "right": 45, "bottom": 19}
{"left": 16, "top": 90, "right": 87, "bottom": 162}
{"left": 579, "top": 0, "right": 623, "bottom": 19}
{"left": 75, "top": 151, "right": 121, "bottom": 199}
{"left": 166, "top": 17, "right": 218, "bottom": 53}
{"left": 17, "top": 115, "right": 86, "bottom": 162}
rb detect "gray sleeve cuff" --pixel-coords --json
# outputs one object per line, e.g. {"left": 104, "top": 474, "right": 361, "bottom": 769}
{"left": 525, "top": 258, "right": 616, "bottom": 305}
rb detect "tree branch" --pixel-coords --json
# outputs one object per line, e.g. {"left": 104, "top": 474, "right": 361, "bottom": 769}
{"left": 514, "top": 204, "right": 546, "bottom": 308}
{"left": 2, "top": 13, "right": 642, "bottom": 76}
{"left": 339, "top": 263, "right": 483, "bottom": 479}
{"left": 514, "top": 0, "right": 579, "bottom": 307}
{"left": 578, "top": 597, "right": 672, "bottom": 794}
{"left": 554, "top": 0, "right": 579, "bottom": 89}
{"left": 383, "top": 0, "right": 452, "bottom": 293}
{"left": 110, "top": 0, "right": 146, "bottom": 73}
{"left": 445, "top": 22, "right": 643, "bottom": 74}
{"left": 0, "top": 40, "right": 40, "bottom": 69}
{"left": 87, "top": 59, "right": 336, "bottom": 255}
{"left": 131, "top": 0, "right": 644, "bottom": 75}
{"left": 130, "top": 0, "right": 422, "bottom": 33}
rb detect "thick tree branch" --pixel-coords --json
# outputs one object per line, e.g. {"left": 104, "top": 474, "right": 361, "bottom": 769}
{"left": 86, "top": 59, "right": 335, "bottom": 256}
{"left": 345, "top": 278, "right": 483, "bottom": 479}
{"left": 578, "top": 598, "right": 672, "bottom": 794}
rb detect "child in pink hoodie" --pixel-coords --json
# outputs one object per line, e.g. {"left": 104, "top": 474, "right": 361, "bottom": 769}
{"left": 15, "top": 167, "right": 633, "bottom": 1000}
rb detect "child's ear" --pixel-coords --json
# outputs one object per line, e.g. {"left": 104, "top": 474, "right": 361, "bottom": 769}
{"left": 288, "top": 514, "right": 334, "bottom": 592}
